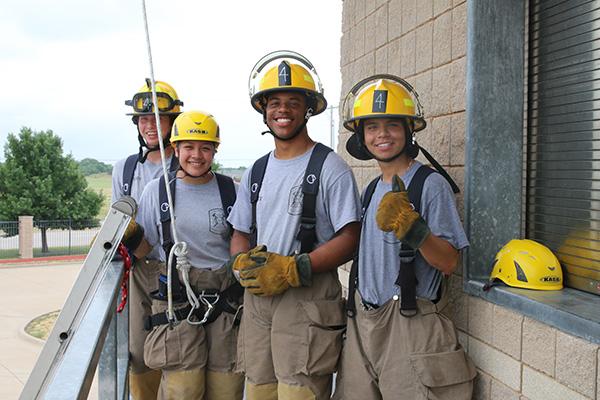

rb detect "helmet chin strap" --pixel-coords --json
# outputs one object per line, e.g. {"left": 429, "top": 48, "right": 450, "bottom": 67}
{"left": 136, "top": 125, "right": 171, "bottom": 163}
{"left": 178, "top": 167, "right": 213, "bottom": 180}
{"left": 260, "top": 107, "right": 313, "bottom": 141}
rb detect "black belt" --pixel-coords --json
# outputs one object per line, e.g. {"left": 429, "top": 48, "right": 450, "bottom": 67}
{"left": 362, "top": 300, "right": 380, "bottom": 310}
{"left": 144, "top": 284, "right": 244, "bottom": 330}
{"left": 361, "top": 291, "right": 440, "bottom": 313}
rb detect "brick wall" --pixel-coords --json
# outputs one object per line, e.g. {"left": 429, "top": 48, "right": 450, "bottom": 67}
{"left": 339, "top": 1, "right": 600, "bottom": 399}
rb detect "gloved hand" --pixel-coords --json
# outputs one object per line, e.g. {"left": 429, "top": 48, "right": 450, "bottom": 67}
{"left": 234, "top": 251, "right": 312, "bottom": 296}
{"left": 122, "top": 218, "right": 145, "bottom": 252}
{"left": 376, "top": 174, "right": 430, "bottom": 249}
{"left": 223, "top": 245, "right": 267, "bottom": 281}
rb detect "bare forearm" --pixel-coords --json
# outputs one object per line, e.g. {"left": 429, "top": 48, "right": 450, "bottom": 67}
{"left": 419, "top": 234, "right": 460, "bottom": 275}
{"left": 308, "top": 222, "right": 360, "bottom": 273}
{"left": 230, "top": 230, "right": 251, "bottom": 255}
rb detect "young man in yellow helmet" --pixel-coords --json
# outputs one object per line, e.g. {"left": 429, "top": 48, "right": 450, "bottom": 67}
{"left": 130, "top": 110, "right": 243, "bottom": 399}
{"left": 226, "top": 51, "right": 361, "bottom": 400}
{"left": 333, "top": 75, "right": 475, "bottom": 399}
{"left": 111, "top": 79, "right": 182, "bottom": 398}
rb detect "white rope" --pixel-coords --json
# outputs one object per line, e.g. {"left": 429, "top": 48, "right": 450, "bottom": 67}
{"left": 140, "top": 0, "right": 197, "bottom": 323}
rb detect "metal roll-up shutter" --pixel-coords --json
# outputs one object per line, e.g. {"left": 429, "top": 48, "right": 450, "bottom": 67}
{"left": 527, "top": 0, "right": 600, "bottom": 295}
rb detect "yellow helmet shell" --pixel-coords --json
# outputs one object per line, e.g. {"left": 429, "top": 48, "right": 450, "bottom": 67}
{"left": 170, "top": 111, "right": 220, "bottom": 148}
{"left": 126, "top": 79, "right": 183, "bottom": 116}
{"left": 342, "top": 75, "right": 426, "bottom": 133}
{"left": 249, "top": 51, "right": 327, "bottom": 115}
{"left": 489, "top": 239, "right": 563, "bottom": 290}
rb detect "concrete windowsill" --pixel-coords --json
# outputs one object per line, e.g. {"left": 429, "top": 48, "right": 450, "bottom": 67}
{"left": 465, "top": 279, "right": 600, "bottom": 345}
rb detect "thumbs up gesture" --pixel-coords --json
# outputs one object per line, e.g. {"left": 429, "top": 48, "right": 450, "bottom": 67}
{"left": 376, "top": 175, "right": 430, "bottom": 249}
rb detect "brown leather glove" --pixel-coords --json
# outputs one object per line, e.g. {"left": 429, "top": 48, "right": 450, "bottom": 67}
{"left": 225, "top": 245, "right": 267, "bottom": 281}
{"left": 376, "top": 174, "right": 430, "bottom": 249}
{"left": 122, "top": 219, "right": 144, "bottom": 252}
{"left": 234, "top": 251, "right": 312, "bottom": 296}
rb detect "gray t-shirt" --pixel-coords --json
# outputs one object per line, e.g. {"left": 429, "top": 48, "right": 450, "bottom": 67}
{"left": 228, "top": 144, "right": 361, "bottom": 255}
{"left": 136, "top": 175, "right": 234, "bottom": 269}
{"left": 111, "top": 154, "right": 176, "bottom": 203}
{"left": 358, "top": 161, "right": 469, "bottom": 305}
{"left": 112, "top": 154, "right": 175, "bottom": 260}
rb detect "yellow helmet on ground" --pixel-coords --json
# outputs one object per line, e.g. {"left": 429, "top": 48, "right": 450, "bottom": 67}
{"left": 342, "top": 74, "right": 425, "bottom": 160}
{"left": 125, "top": 79, "right": 183, "bottom": 116}
{"left": 248, "top": 50, "right": 327, "bottom": 115}
{"left": 487, "top": 239, "right": 563, "bottom": 291}
{"left": 170, "top": 111, "right": 220, "bottom": 148}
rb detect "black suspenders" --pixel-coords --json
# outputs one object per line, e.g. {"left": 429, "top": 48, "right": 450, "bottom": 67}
{"left": 122, "top": 154, "right": 179, "bottom": 197}
{"left": 249, "top": 153, "right": 270, "bottom": 248}
{"left": 158, "top": 172, "right": 237, "bottom": 300}
{"left": 346, "top": 165, "right": 436, "bottom": 318}
{"left": 249, "top": 143, "right": 333, "bottom": 253}
{"left": 297, "top": 143, "right": 333, "bottom": 253}
{"left": 122, "top": 154, "right": 138, "bottom": 196}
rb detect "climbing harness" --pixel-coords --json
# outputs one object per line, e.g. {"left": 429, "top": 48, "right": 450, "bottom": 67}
{"left": 144, "top": 170, "right": 240, "bottom": 328}
{"left": 346, "top": 165, "right": 457, "bottom": 318}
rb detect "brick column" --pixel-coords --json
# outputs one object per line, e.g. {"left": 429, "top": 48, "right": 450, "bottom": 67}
{"left": 18, "top": 216, "right": 33, "bottom": 259}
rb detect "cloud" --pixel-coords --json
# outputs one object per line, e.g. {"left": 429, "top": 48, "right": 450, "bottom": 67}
{"left": 0, "top": 1, "right": 342, "bottom": 167}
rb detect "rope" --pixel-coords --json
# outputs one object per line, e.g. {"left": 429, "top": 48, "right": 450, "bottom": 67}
{"left": 116, "top": 243, "right": 132, "bottom": 313}
{"left": 140, "top": 0, "right": 195, "bottom": 323}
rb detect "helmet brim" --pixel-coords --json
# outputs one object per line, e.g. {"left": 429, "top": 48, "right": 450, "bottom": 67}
{"left": 126, "top": 111, "right": 182, "bottom": 117}
{"left": 251, "top": 88, "right": 327, "bottom": 115}
{"left": 344, "top": 114, "right": 427, "bottom": 133}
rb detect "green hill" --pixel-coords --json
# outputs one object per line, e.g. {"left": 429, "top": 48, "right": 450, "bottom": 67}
{"left": 86, "top": 173, "right": 112, "bottom": 219}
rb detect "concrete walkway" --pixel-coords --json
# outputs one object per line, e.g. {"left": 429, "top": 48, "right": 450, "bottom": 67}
{"left": 0, "top": 260, "right": 92, "bottom": 399}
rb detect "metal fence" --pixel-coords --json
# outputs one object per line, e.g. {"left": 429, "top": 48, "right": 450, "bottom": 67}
{"left": 0, "top": 219, "right": 100, "bottom": 259}
{"left": 0, "top": 221, "right": 18, "bottom": 238}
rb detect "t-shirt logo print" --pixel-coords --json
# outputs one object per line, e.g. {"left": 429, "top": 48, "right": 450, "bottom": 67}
{"left": 209, "top": 208, "right": 228, "bottom": 235}
{"left": 288, "top": 185, "right": 303, "bottom": 215}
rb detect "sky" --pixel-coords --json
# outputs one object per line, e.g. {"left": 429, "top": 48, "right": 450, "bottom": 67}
{"left": 0, "top": 0, "right": 342, "bottom": 168}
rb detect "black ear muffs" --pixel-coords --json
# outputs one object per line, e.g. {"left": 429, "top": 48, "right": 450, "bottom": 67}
{"left": 346, "top": 128, "right": 374, "bottom": 160}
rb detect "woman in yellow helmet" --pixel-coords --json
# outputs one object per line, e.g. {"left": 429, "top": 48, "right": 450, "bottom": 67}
{"left": 112, "top": 79, "right": 183, "bottom": 399}
{"left": 333, "top": 74, "right": 476, "bottom": 399}
{"left": 128, "top": 110, "right": 244, "bottom": 399}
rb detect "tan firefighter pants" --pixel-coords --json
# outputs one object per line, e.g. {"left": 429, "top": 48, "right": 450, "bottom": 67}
{"left": 333, "top": 291, "right": 476, "bottom": 400}
{"left": 144, "top": 265, "right": 244, "bottom": 400}
{"left": 237, "top": 269, "right": 346, "bottom": 400}
{"left": 129, "top": 257, "right": 162, "bottom": 399}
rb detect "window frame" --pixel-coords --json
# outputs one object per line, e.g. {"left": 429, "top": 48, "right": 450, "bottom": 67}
{"left": 464, "top": 0, "right": 600, "bottom": 345}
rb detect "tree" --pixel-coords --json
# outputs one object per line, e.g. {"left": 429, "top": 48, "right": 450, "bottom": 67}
{"left": 0, "top": 128, "right": 103, "bottom": 252}
{"left": 212, "top": 160, "right": 222, "bottom": 172}
{"left": 78, "top": 158, "right": 112, "bottom": 176}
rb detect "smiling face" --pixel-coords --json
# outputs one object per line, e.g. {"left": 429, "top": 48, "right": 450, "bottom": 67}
{"left": 362, "top": 117, "right": 407, "bottom": 162}
{"left": 174, "top": 140, "right": 215, "bottom": 177}
{"left": 264, "top": 91, "right": 308, "bottom": 139}
{"left": 137, "top": 114, "right": 172, "bottom": 147}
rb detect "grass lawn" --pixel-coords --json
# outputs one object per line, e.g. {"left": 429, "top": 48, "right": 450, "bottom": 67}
{"left": 86, "top": 173, "right": 112, "bottom": 219}
{"left": 0, "top": 245, "right": 91, "bottom": 259}
{"left": 25, "top": 310, "right": 60, "bottom": 341}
